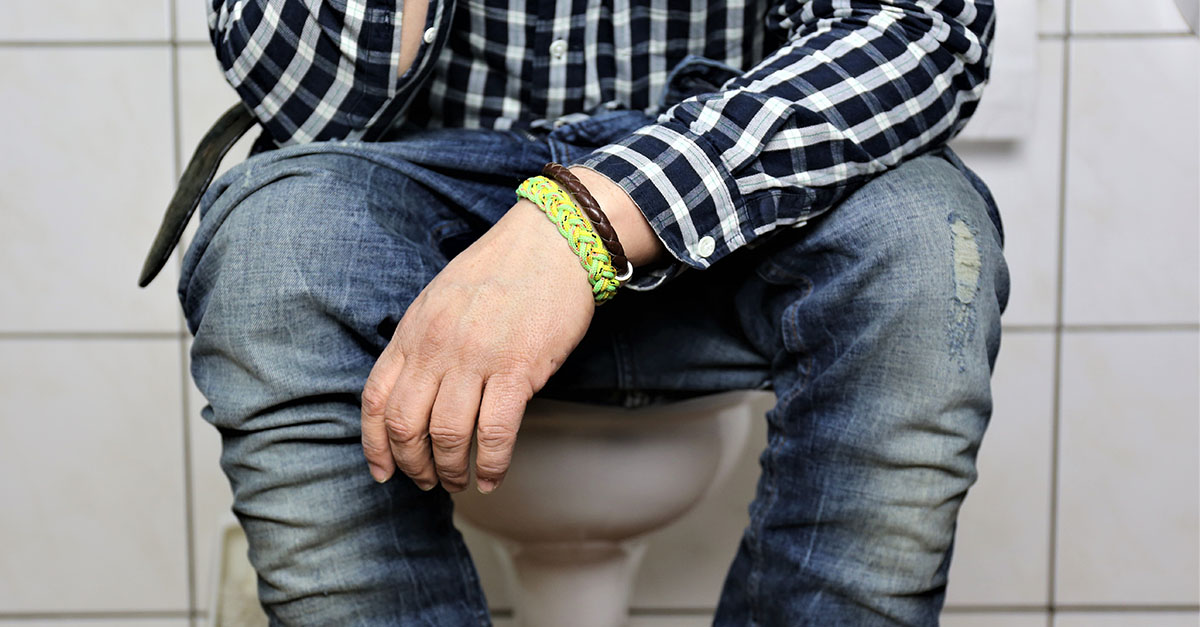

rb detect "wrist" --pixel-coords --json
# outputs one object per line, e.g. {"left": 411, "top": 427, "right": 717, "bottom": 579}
{"left": 511, "top": 199, "right": 597, "bottom": 296}
{"left": 566, "top": 165, "right": 668, "bottom": 268}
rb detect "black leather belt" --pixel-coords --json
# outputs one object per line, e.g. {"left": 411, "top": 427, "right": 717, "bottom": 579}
{"left": 138, "top": 102, "right": 256, "bottom": 287}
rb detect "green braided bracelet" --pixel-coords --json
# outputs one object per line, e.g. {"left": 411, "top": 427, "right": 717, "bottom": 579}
{"left": 516, "top": 175, "right": 623, "bottom": 304}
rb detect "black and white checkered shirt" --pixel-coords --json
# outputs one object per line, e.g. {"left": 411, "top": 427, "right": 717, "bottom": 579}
{"left": 209, "top": 0, "right": 994, "bottom": 287}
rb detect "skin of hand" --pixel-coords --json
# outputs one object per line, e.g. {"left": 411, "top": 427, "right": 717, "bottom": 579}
{"left": 360, "top": 166, "right": 667, "bottom": 493}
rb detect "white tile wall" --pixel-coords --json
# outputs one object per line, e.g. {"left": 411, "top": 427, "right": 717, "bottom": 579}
{"left": 0, "top": 614, "right": 189, "bottom": 619}
{"left": 1056, "top": 332, "right": 1200, "bottom": 605}
{"left": 942, "top": 614, "right": 1048, "bottom": 627}
{"left": 0, "top": 48, "right": 181, "bottom": 333}
{"left": 175, "top": 0, "right": 211, "bottom": 42}
{"left": 1056, "top": 613, "right": 1200, "bottom": 627}
{"left": 1039, "top": 0, "right": 1067, "bottom": 35}
{"left": 1062, "top": 37, "right": 1200, "bottom": 325}
{"left": 0, "top": 0, "right": 169, "bottom": 41}
{"left": 3, "top": 0, "right": 1197, "bottom": 625}
{"left": 0, "top": 340, "right": 188, "bottom": 612}
{"left": 1072, "top": 0, "right": 1195, "bottom": 34}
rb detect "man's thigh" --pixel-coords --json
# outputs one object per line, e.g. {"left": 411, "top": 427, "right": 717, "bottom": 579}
{"left": 180, "top": 136, "right": 548, "bottom": 624}
{"left": 548, "top": 147, "right": 1008, "bottom": 624}
{"left": 703, "top": 150, "right": 1009, "bottom": 625}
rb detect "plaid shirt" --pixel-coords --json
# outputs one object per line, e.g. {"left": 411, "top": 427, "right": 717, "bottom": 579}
{"left": 209, "top": 0, "right": 994, "bottom": 288}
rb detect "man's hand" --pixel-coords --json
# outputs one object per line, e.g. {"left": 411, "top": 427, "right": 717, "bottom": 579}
{"left": 360, "top": 166, "right": 666, "bottom": 493}
{"left": 360, "top": 197, "right": 594, "bottom": 493}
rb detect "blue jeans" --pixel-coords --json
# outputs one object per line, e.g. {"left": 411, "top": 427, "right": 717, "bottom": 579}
{"left": 180, "top": 103, "right": 1008, "bottom": 624}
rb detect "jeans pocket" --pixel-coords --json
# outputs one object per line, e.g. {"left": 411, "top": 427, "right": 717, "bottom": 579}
{"left": 430, "top": 217, "right": 477, "bottom": 260}
{"left": 749, "top": 226, "right": 816, "bottom": 286}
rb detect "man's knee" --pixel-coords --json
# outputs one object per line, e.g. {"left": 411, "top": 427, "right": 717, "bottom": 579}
{"left": 846, "top": 154, "right": 1006, "bottom": 305}
{"left": 179, "top": 149, "right": 442, "bottom": 433}
{"left": 180, "top": 148, "right": 439, "bottom": 337}
{"left": 756, "top": 154, "right": 1007, "bottom": 316}
{"left": 191, "top": 152, "right": 383, "bottom": 286}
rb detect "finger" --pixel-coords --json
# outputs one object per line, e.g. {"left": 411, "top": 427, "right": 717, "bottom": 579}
{"left": 428, "top": 370, "right": 484, "bottom": 492}
{"left": 360, "top": 340, "right": 406, "bottom": 482}
{"left": 474, "top": 375, "right": 530, "bottom": 494}
{"left": 385, "top": 364, "right": 441, "bottom": 491}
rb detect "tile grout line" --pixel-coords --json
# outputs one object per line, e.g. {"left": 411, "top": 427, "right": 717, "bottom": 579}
{"left": 0, "top": 331, "right": 186, "bottom": 340}
{"left": 1030, "top": 31, "right": 1200, "bottom": 40}
{"left": 1047, "top": 0, "right": 1074, "bottom": 619}
{"left": 1059, "top": 323, "right": 1200, "bottom": 332}
{"left": 1051, "top": 605, "right": 1200, "bottom": 613}
{"left": 0, "top": 611, "right": 194, "bottom": 620}
{"left": 0, "top": 40, "right": 174, "bottom": 46}
{"left": 166, "top": 0, "right": 200, "bottom": 620}
{"left": 1068, "top": 31, "right": 1198, "bottom": 39}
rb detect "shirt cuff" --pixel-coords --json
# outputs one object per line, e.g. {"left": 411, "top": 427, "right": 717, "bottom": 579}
{"left": 573, "top": 118, "right": 747, "bottom": 290}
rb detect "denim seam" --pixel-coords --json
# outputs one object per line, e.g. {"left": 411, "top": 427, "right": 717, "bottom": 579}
{"left": 546, "top": 137, "right": 569, "bottom": 166}
{"left": 747, "top": 277, "right": 813, "bottom": 624}
{"left": 771, "top": 276, "right": 815, "bottom": 409}
{"left": 448, "top": 519, "right": 492, "bottom": 625}
{"left": 747, "top": 413, "right": 788, "bottom": 627}
{"left": 776, "top": 305, "right": 815, "bottom": 409}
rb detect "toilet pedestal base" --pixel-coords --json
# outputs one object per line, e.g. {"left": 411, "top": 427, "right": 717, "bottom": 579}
{"left": 497, "top": 539, "right": 649, "bottom": 627}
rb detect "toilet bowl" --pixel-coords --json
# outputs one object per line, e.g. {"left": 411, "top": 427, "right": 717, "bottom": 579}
{"left": 452, "top": 389, "right": 765, "bottom": 627}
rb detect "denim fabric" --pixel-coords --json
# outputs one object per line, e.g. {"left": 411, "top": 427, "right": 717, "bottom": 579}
{"left": 179, "top": 55, "right": 1008, "bottom": 625}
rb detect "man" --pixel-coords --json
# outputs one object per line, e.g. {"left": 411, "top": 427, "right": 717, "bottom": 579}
{"left": 156, "top": 0, "right": 1008, "bottom": 623}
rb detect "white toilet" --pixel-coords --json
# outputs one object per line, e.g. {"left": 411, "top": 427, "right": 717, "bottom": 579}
{"left": 452, "top": 389, "right": 764, "bottom": 627}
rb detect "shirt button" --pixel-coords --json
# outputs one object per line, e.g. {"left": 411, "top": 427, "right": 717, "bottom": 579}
{"left": 423, "top": 27, "right": 436, "bottom": 44}
{"left": 549, "top": 38, "right": 568, "bottom": 59}
{"left": 696, "top": 235, "right": 716, "bottom": 258}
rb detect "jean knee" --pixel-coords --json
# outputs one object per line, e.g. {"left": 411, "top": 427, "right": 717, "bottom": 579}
{"left": 830, "top": 154, "right": 1008, "bottom": 374}
{"left": 180, "top": 150, "right": 442, "bottom": 432}
{"left": 184, "top": 149, "right": 442, "bottom": 327}
{"left": 863, "top": 156, "right": 1005, "bottom": 302}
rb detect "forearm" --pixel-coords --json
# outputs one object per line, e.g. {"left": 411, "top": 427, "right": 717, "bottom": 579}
{"left": 576, "top": 0, "right": 995, "bottom": 278}
{"left": 567, "top": 165, "right": 667, "bottom": 269}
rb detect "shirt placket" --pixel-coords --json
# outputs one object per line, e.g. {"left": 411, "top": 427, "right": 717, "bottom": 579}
{"left": 535, "top": 0, "right": 575, "bottom": 124}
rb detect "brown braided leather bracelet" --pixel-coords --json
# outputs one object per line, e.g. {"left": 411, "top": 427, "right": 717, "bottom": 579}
{"left": 541, "top": 162, "right": 632, "bottom": 278}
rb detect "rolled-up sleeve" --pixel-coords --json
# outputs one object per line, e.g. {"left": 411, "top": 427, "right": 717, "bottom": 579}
{"left": 208, "top": 0, "right": 420, "bottom": 145}
{"left": 576, "top": 0, "right": 995, "bottom": 290}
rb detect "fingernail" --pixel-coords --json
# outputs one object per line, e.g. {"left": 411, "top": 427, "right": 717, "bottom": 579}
{"left": 416, "top": 479, "right": 437, "bottom": 491}
{"left": 368, "top": 465, "right": 391, "bottom": 483}
{"left": 477, "top": 478, "right": 498, "bottom": 494}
